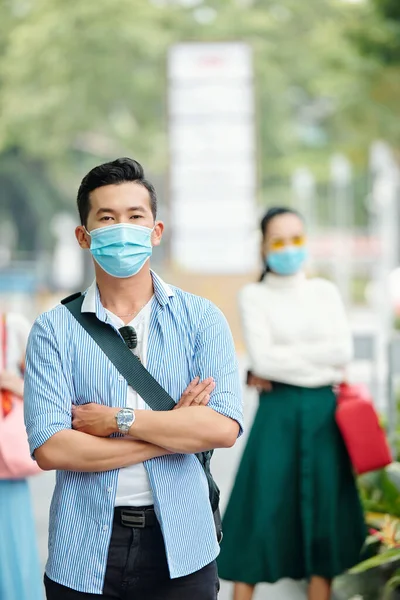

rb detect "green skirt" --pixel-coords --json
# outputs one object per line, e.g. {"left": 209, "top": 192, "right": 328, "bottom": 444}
{"left": 218, "top": 383, "right": 366, "bottom": 584}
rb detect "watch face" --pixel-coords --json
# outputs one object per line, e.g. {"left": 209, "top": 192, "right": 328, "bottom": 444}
{"left": 118, "top": 409, "right": 134, "bottom": 430}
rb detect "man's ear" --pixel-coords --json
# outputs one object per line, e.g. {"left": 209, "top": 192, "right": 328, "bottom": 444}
{"left": 152, "top": 221, "right": 164, "bottom": 248}
{"left": 75, "top": 226, "right": 91, "bottom": 249}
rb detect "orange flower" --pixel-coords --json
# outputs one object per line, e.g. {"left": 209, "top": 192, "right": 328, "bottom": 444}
{"left": 369, "top": 517, "right": 400, "bottom": 549}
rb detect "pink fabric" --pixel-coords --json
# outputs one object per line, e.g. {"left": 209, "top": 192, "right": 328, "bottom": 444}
{"left": 0, "top": 312, "right": 42, "bottom": 480}
{"left": 0, "top": 397, "right": 42, "bottom": 479}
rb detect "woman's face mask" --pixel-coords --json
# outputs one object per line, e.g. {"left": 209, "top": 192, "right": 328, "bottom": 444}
{"left": 85, "top": 222, "right": 153, "bottom": 278}
{"left": 266, "top": 246, "right": 308, "bottom": 276}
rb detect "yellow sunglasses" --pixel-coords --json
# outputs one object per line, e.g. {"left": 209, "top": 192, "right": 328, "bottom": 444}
{"left": 269, "top": 235, "right": 306, "bottom": 252}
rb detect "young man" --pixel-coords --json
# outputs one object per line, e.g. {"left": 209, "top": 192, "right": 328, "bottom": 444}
{"left": 24, "top": 157, "right": 243, "bottom": 600}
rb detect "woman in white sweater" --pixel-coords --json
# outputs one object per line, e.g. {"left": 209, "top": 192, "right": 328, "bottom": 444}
{"left": 218, "top": 208, "right": 365, "bottom": 600}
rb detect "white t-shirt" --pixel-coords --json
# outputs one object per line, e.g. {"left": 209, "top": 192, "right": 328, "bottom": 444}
{"left": 105, "top": 299, "right": 154, "bottom": 507}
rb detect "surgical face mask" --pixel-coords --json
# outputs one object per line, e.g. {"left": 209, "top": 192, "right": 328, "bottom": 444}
{"left": 86, "top": 223, "right": 153, "bottom": 278}
{"left": 266, "top": 246, "right": 307, "bottom": 276}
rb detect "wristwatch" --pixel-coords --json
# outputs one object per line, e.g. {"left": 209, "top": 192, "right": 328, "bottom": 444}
{"left": 115, "top": 408, "right": 135, "bottom": 434}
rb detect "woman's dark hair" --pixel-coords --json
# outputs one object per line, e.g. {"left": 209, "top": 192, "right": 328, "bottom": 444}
{"left": 259, "top": 207, "right": 303, "bottom": 281}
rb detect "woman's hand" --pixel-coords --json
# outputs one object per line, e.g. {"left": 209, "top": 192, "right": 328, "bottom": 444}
{"left": 0, "top": 370, "right": 24, "bottom": 398}
{"left": 247, "top": 371, "right": 272, "bottom": 393}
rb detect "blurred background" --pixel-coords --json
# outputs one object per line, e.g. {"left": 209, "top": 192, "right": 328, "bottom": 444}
{"left": 1, "top": 0, "right": 399, "bottom": 318}
{"left": 1, "top": 0, "right": 400, "bottom": 597}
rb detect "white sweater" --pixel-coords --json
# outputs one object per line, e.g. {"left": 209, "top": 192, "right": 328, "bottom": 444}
{"left": 239, "top": 273, "right": 353, "bottom": 388}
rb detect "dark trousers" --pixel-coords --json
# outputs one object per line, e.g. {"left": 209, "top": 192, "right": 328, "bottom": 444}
{"left": 44, "top": 506, "right": 219, "bottom": 599}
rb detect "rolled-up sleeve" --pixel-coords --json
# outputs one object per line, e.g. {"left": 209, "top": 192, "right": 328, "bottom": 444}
{"left": 194, "top": 303, "right": 243, "bottom": 436}
{"left": 24, "top": 315, "right": 73, "bottom": 457}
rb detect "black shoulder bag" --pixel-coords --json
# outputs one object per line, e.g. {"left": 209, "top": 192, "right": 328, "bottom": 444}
{"left": 61, "top": 293, "right": 222, "bottom": 542}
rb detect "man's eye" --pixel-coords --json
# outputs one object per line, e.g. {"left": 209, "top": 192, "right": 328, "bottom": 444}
{"left": 101, "top": 216, "right": 114, "bottom": 221}
{"left": 130, "top": 215, "right": 143, "bottom": 219}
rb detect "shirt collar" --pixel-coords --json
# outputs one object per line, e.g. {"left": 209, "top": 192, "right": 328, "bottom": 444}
{"left": 81, "top": 270, "right": 174, "bottom": 320}
{"left": 151, "top": 271, "right": 174, "bottom": 307}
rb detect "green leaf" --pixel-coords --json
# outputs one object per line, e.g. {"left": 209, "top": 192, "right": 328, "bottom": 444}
{"left": 386, "top": 463, "right": 400, "bottom": 493}
{"left": 349, "top": 548, "right": 400, "bottom": 574}
{"left": 364, "top": 534, "right": 382, "bottom": 547}
{"left": 384, "top": 569, "right": 400, "bottom": 599}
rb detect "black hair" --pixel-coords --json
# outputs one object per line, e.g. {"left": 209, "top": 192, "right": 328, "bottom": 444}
{"left": 259, "top": 206, "right": 303, "bottom": 281}
{"left": 77, "top": 157, "right": 157, "bottom": 227}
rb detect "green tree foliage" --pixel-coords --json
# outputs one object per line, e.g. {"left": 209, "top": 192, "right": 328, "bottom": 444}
{"left": 0, "top": 0, "right": 399, "bottom": 207}
{"left": 0, "top": 149, "right": 67, "bottom": 253}
{"left": 339, "top": 0, "right": 400, "bottom": 155}
{"left": 354, "top": 0, "right": 400, "bottom": 65}
{"left": 0, "top": 0, "right": 187, "bottom": 170}
{"left": 0, "top": 2, "right": 354, "bottom": 175}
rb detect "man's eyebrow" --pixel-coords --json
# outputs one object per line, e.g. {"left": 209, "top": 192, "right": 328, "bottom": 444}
{"left": 127, "top": 206, "right": 146, "bottom": 212}
{"left": 96, "top": 208, "right": 115, "bottom": 215}
{"left": 95, "top": 206, "right": 146, "bottom": 214}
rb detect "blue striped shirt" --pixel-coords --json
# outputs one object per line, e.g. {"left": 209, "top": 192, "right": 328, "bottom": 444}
{"left": 24, "top": 272, "right": 243, "bottom": 594}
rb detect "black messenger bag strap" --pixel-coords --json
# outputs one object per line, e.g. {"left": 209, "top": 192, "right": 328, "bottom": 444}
{"left": 61, "top": 293, "right": 222, "bottom": 540}
{"left": 62, "top": 294, "right": 175, "bottom": 411}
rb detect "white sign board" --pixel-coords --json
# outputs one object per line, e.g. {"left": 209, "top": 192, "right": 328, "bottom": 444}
{"left": 168, "top": 42, "right": 258, "bottom": 274}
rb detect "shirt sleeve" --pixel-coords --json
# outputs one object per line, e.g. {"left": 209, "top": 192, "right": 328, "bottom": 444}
{"left": 24, "top": 314, "right": 73, "bottom": 457}
{"left": 239, "top": 285, "right": 312, "bottom": 381}
{"left": 297, "top": 282, "right": 353, "bottom": 367}
{"left": 193, "top": 303, "right": 243, "bottom": 436}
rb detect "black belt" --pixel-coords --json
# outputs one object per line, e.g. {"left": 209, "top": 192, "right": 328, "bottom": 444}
{"left": 115, "top": 506, "right": 157, "bottom": 529}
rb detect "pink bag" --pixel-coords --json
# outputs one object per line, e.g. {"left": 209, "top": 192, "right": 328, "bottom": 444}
{"left": 0, "top": 315, "right": 41, "bottom": 479}
{"left": 0, "top": 401, "right": 42, "bottom": 479}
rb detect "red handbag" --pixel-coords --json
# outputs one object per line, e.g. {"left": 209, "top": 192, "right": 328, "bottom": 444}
{"left": 336, "top": 383, "right": 392, "bottom": 475}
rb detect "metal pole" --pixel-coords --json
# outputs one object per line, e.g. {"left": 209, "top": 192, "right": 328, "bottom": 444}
{"left": 291, "top": 167, "right": 316, "bottom": 233}
{"left": 369, "top": 142, "right": 400, "bottom": 430}
{"left": 330, "top": 153, "right": 353, "bottom": 308}
{"left": 387, "top": 340, "right": 397, "bottom": 452}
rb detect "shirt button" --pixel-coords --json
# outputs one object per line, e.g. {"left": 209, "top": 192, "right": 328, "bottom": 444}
{"left": 107, "top": 487, "right": 113, "bottom": 494}
{"left": 118, "top": 375, "right": 124, "bottom": 381}
{"left": 103, "top": 525, "right": 108, "bottom": 531}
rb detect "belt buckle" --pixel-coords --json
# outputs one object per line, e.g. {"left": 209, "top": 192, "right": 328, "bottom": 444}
{"left": 121, "top": 511, "right": 146, "bottom": 528}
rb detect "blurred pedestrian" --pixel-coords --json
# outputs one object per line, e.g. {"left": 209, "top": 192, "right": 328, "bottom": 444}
{"left": 0, "top": 312, "right": 43, "bottom": 600}
{"left": 24, "top": 157, "right": 242, "bottom": 599}
{"left": 218, "top": 207, "right": 366, "bottom": 600}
